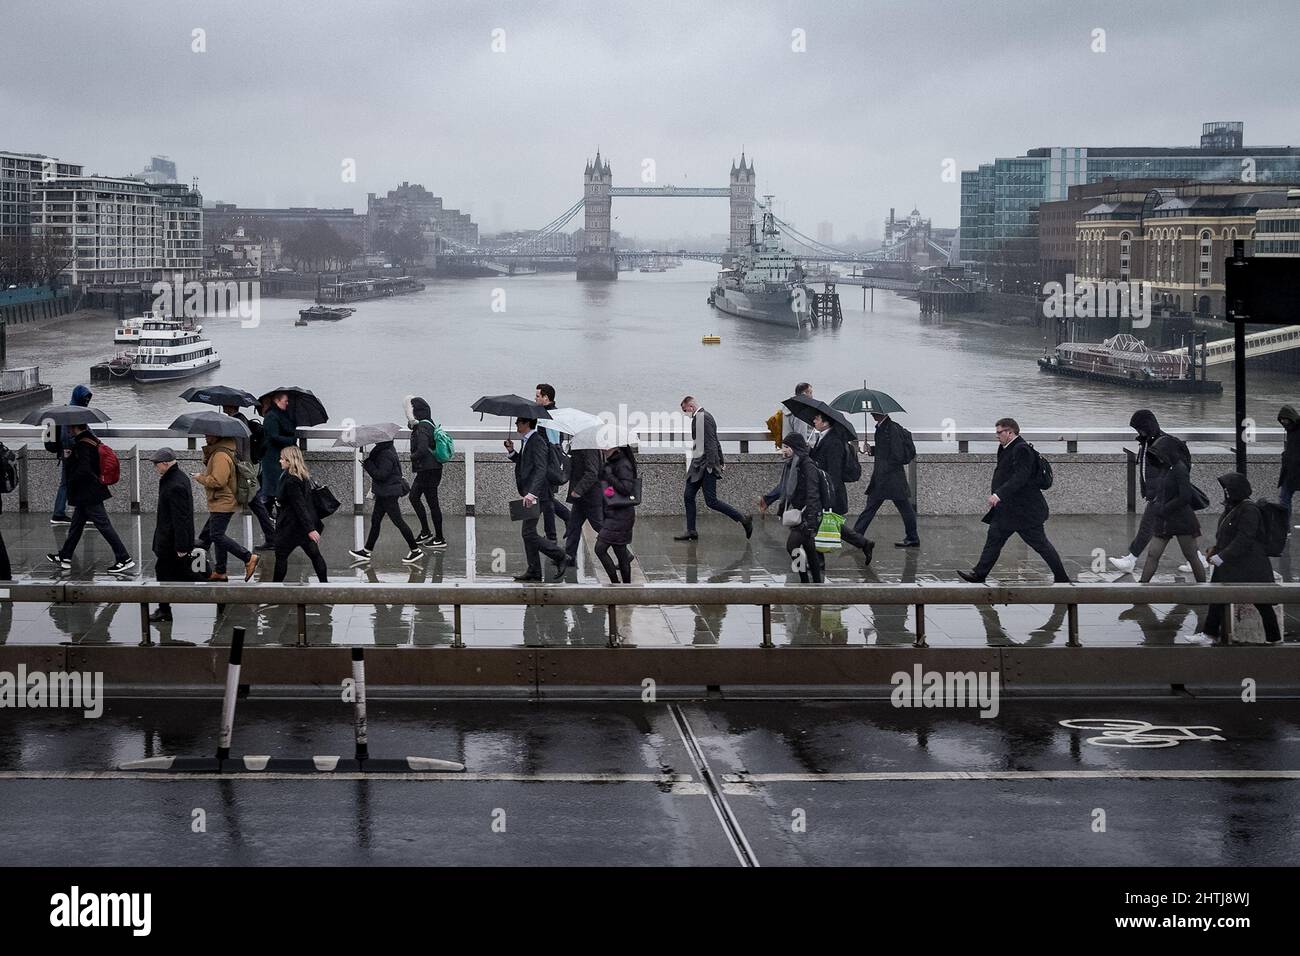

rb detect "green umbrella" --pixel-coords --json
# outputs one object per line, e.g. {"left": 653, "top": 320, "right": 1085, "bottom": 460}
{"left": 830, "top": 384, "right": 906, "bottom": 416}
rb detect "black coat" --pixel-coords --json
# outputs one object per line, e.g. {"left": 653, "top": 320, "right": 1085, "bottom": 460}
{"left": 362, "top": 441, "right": 407, "bottom": 498}
{"left": 153, "top": 464, "right": 195, "bottom": 558}
{"left": 1131, "top": 409, "right": 1188, "bottom": 499}
{"left": 789, "top": 451, "right": 824, "bottom": 532}
{"left": 1210, "top": 474, "right": 1274, "bottom": 583}
{"left": 687, "top": 409, "right": 724, "bottom": 481}
{"left": 407, "top": 397, "right": 442, "bottom": 473}
{"left": 510, "top": 431, "right": 552, "bottom": 500}
{"left": 866, "top": 417, "right": 911, "bottom": 500}
{"left": 810, "top": 428, "right": 855, "bottom": 514}
{"left": 983, "top": 436, "right": 1048, "bottom": 531}
{"left": 65, "top": 433, "right": 111, "bottom": 507}
{"left": 597, "top": 450, "right": 638, "bottom": 546}
{"left": 275, "top": 473, "right": 321, "bottom": 546}
{"left": 1150, "top": 461, "right": 1200, "bottom": 538}
{"left": 1279, "top": 406, "right": 1300, "bottom": 489}
{"left": 566, "top": 449, "right": 604, "bottom": 503}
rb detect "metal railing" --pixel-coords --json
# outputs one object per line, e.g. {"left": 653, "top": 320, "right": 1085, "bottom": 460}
{"left": 4, "top": 581, "right": 1292, "bottom": 650}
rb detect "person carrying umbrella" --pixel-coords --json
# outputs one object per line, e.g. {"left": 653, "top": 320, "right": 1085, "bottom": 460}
{"left": 535, "top": 384, "right": 571, "bottom": 542}
{"left": 187, "top": 419, "right": 259, "bottom": 583}
{"left": 507, "top": 416, "right": 572, "bottom": 581}
{"left": 776, "top": 433, "right": 824, "bottom": 583}
{"left": 345, "top": 424, "right": 424, "bottom": 566}
{"left": 854, "top": 410, "right": 920, "bottom": 547}
{"left": 46, "top": 384, "right": 93, "bottom": 526}
{"left": 259, "top": 391, "right": 298, "bottom": 522}
{"left": 181, "top": 386, "right": 277, "bottom": 548}
{"left": 44, "top": 417, "right": 135, "bottom": 575}
{"left": 808, "top": 413, "right": 875, "bottom": 562}
{"left": 595, "top": 441, "right": 638, "bottom": 583}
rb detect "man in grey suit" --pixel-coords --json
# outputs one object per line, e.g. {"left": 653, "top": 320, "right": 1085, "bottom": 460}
{"left": 675, "top": 395, "right": 753, "bottom": 541}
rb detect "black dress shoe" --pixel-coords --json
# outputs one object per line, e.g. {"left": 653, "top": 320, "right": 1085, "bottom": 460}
{"left": 862, "top": 539, "right": 875, "bottom": 564}
{"left": 741, "top": 515, "right": 753, "bottom": 539}
{"left": 551, "top": 556, "right": 573, "bottom": 581}
{"left": 673, "top": 531, "right": 699, "bottom": 541}
{"left": 148, "top": 608, "right": 173, "bottom": 623}
{"left": 513, "top": 572, "right": 543, "bottom": 582}
{"left": 894, "top": 539, "right": 920, "bottom": 548}
{"left": 957, "top": 570, "right": 986, "bottom": 584}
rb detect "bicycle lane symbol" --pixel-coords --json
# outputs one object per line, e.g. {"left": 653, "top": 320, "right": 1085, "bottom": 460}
{"left": 1059, "top": 719, "right": 1226, "bottom": 749}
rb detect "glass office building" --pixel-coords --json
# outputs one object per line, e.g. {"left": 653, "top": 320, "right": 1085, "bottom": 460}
{"left": 959, "top": 122, "right": 1300, "bottom": 281}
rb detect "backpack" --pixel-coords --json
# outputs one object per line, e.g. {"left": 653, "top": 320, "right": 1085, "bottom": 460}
{"left": 217, "top": 447, "right": 260, "bottom": 506}
{"left": 430, "top": 421, "right": 455, "bottom": 463}
{"left": 1029, "top": 444, "right": 1053, "bottom": 490}
{"left": 814, "top": 464, "right": 834, "bottom": 512}
{"left": 0, "top": 443, "right": 15, "bottom": 494}
{"left": 898, "top": 427, "right": 917, "bottom": 466}
{"left": 247, "top": 418, "right": 267, "bottom": 462}
{"left": 841, "top": 438, "right": 862, "bottom": 483}
{"left": 1256, "top": 499, "right": 1290, "bottom": 557}
{"left": 97, "top": 442, "right": 121, "bottom": 486}
{"left": 546, "top": 440, "right": 570, "bottom": 488}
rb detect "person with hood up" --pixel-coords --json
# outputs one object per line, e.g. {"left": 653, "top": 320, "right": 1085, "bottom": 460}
{"left": 775, "top": 432, "right": 825, "bottom": 584}
{"left": 1277, "top": 405, "right": 1300, "bottom": 523}
{"left": 1109, "top": 409, "right": 1193, "bottom": 572}
{"left": 1203, "top": 472, "right": 1281, "bottom": 644}
{"left": 1137, "top": 435, "right": 1206, "bottom": 583}
{"left": 46, "top": 422, "right": 135, "bottom": 575}
{"left": 405, "top": 396, "right": 446, "bottom": 548}
{"left": 350, "top": 437, "right": 423, "bottom": 565}
{"left": 594, "top": 444, "right": 637, "bottom": 583}
{"left": 192, "top": 432, "right": 259, "bottom": 582}
{"left": 46, "top": 384, "right": 93, "bottom": 525}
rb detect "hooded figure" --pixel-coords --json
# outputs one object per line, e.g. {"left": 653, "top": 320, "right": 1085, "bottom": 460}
{"left": 1204, "top": 472, "right": 1281, "bottom": 643}
{"left": 1277, "top": 405, "right": 1300, "bottom": 516}
{"left": 1147, "top": 435, "right": 1200, "bottom": 540}
{"left": 46, "top": 384, "right": 96, "bottom": 522}
{"left": 1130, "top": 409, "right": 1188, "bottom": 500}
{"left": 780, "top": 432, "right": 824, "bottom": 584}
{"left": 403, "top": 395, "right": 445, "bottom": 546}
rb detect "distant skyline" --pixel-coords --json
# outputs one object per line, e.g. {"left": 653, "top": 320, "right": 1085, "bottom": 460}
{"left": 3, "top": 0, "right": 1296, "bottom": 241}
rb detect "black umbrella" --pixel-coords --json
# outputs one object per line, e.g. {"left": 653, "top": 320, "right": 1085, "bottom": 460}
{"left": 782, "top": 394, "right": 856, "bottom": 437}
{"left": 471, "top": 394, "right": 553, "bottom": 420}
{"left": 180, "top": 385, "right": 258, "bottom": 408}
{"left": 21, "top": 405, "right": 111, "bottom": 426}
{"left": 257, "top": 386, "right": 328, "bottom": 426}
{"left": 168, "top": 411, "right": 251, "bottom": 439}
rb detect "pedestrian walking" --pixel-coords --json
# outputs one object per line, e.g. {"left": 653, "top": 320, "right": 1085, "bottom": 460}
{"left": 149, "top": 448, "right": 195, "bottom": 623}
{"left": 1137, "top": 436, "right": 1206, "bottom": 583}
{"left": 535, "top": 383, "right": 571, "bottom": 541}
{"left": 808, "top": 413, "right": 875, "bottom": 561}
{"left": 506, "top": 417, "right": 571, "bottom": 581}
{"left": 350, "top": 438, "right": 423, "bottom": 565}
{"left": 192, "top": 433, "right": 259, "bottom": 582}
{"left": 1109, "top": 410, "right": 1192, "bottom": 572}
{"left": 594, "top": 444, "right": 637, "bottom": 582}
{"left": 0, "top": 441, "right": 15, "bottom": 580}
{"left": 775, "top": 433, "right": 824, "bottom": 583}
{"left": 271, "top": 445, "right": 328, "bottom": 583}
{"left": 769, "top": 382, "right": 816, "bottom": 445}
{"left": 1277, "top": 405, "right": 1300, "bottom": 524}
{"left": 405, "top": 396, "right": 447, "bottom": 548}
{"left": 46, "top": 384, "right": 94, "bottom": 526}
{"left": 958, "top": 418, "right": 1069, "bottom": 584}
{"left": 853, "top": 411, "right": 919, "bottom": 547}
{"left": 46, "top": 424, "right": 134, "bottom": 574}
{"left": 224, "top": 403, "right": 276, "bottom": 545}
{"left": 675, "top": 395, "right": 752, "bottom": 541}
{"left": 563, "top": 445, "right": 605, "bottom": 563}
{"left": 258, "top": 391, "right": 297, "bottom": 548}
{"left": 1203, "top": 472, "right": 1282, "bottom": 643}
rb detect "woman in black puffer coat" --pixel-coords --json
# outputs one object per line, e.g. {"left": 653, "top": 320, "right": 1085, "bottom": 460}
{"left": 1139, "top": 435, "right": 1205, "bottom": 583}
{"left": 779, "top": 433, "right": 824, "bottom": 584}
{"left": 1204, "top": 472, "right": 1281, "bottom": 643}
{"left": 595, "top": 445, "right": 638, "bottom": 583}
{"left": 352, "top": 439, "right": 421, "bottom": 564}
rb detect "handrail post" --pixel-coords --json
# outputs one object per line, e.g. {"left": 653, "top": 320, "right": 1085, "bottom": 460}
{"left": 1067, "top": 603, "right": 1080, "bottom": 646}
{"left": 607, "top": 605, "right": 618, "bottom": 647}
{"left": 913, "top": 604, "right": 927, "bottom": 648}
{"left": 296, "top": 603, "right": 308, "bottom": 647}
{"left": 761, "top": 604, "right": 772, "bottom": 648}
{"left": 1221, "top": 605, "right": 1234, "bottom": 646}
{"left": 453, "top": 604, "right": 463, "bottom": 648}
{"left": 139, "top": 602, "right": 152, "bottom": 646}
{"left": 958, "top": 440, "right": 969, "bottom": 453}
{"left": 17, "top": 444, "right": 28, "bottom": 512}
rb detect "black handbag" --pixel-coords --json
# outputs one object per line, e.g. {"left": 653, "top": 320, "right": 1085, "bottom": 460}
{"left": 1190, "top": 483, "right": 1210, "bottom": 511}
{"left": 311, "top": 481, "right": 341, "bottom": 518}
{"left": 605, "top": 477, "right": 643, "bottom": 508}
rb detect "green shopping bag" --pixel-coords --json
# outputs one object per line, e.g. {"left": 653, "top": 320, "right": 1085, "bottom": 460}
{"left": 815, "top": 511, "right": 845, "bottom": 553}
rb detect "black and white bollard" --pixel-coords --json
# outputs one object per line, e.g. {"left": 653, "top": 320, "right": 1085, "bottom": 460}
{"left": 352, "top": 647, "right": 369, "bottom": 763}
{"left": 216, "top": 626, "right": 247, "bottom": 765}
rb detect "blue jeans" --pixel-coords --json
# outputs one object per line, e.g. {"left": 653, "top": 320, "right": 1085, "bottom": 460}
{"left": 198, "top": 511, "right": 252, "bottom": 573}
{"left": 53, "top": 479, "right": 68, "bottom": 518}
{"left": 1280, "top": 484, "right": 1296, "bottom": 522}
{"left": 684, "top": 470, "right": 744, "bottom": 533}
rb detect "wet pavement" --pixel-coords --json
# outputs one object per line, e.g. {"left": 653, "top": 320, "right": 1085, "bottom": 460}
{"left": 0, "top": 696, "right": 1296, "bottom": 866}
{"left": 1, "top": 510, "right": 1298, "bottom": 648}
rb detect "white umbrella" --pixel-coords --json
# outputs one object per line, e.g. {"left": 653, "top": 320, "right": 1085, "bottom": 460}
{"left": 569, "top": 422, "right": 640, "bottom": 451}
{"left": 539, "top": 407, "right": 604, "bottom": 437}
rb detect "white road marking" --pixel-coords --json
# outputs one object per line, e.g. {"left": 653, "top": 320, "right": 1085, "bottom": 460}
{"left": 0, "top": 770, "right": 696, "bottom": 784}
{"left": 724, "top": 770, "right": 1300, "bottom": 783}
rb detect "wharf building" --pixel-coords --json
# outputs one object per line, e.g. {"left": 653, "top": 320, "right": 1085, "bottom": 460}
{"left": 364, "top": 182, "right": 479, "bottom": 254}
{"left": 203, "top": 203, "right": 366, "bottom": 250}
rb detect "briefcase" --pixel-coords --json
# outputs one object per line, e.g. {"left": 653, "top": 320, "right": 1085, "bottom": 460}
{"left": 509, "top": 498, "right": 541, "bottom": 521}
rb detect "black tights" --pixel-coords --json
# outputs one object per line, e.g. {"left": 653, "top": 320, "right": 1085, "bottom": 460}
{"left": 273, "top": 537, "right": 328, "bottom": 582}
{"left": 596, "top": 541, "right": 632, "bottom": 583}
{"left": 409, "top": 469, "right": 443, "bottom": 539}
{"left": 366, "top": 495, "right": 418, "bottom": 550}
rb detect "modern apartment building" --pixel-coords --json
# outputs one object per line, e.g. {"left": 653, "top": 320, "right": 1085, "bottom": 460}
{"left": 0, "top": 150, "right": 84, "bottom": 239}
{"left": 30, "top": 175, "right": 204, "bottom": 286}
{"left": 1255, "top": 188, "right": 1300, "bottom": 257}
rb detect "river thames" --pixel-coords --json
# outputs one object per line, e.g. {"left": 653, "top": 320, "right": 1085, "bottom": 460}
{"left": 9, "top": 260, "right": 1295, "bottom": 432}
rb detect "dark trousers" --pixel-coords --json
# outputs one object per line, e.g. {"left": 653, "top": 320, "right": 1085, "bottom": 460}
{"left": 595, "top": 541, "right": 632, "bottom": 583}
{"left": 0, "top": 529, "right": 12, "bottom": 580}
{"left": 563, "top": 494, "right": 603, "bottom": 560}
{"left": 787, "top": 526, "right": 824, "bottom": 583}
{"left": 154, "top": 551, "right": 191, "bottom": 613}
{"left": 272, "top": 536, "right": 328, "bottom": 582}
{"left": 521, "top": 514, "right": 565, "bottom": 576}
{"left": 59, "top": 501, "right": 129, "bottom": 563}
{"left": 53, "top": 479, "right": 68, "bottom": 519}
{"left": 684, "top": 470, "right": 744, "bottom": 532}
{"left": 1205, "top": 602, "right": 1282, "bottom": 643}
{"left": 1128, "top": 497, "right": 1159, "bottom": 556}
{"left": 973, "top": 520, "right": 1068, "bottom": 582}
{"left": 542, "top": 496, "right": 570, "bottom": 541}
{"left": 1280, "top": 484, "right": 1296, "bottom": 523}
{"left": 854, "top": 487, "right": 919, "bottom": 541}
{"left": 366, "top": 495, "right": 418, "bottom": 550}
{"left": 409, "top": 469, "right": 443, "bottom": 540}
{"left": 249, "top": 489, "right": 275, "bottom": 540}
{"left": 198, "top": 511, "right": 251, "bottom": 573}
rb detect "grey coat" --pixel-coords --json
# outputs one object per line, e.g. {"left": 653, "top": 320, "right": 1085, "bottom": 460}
{"left": 687, "top": 409, "right": 724, "bottom": 482}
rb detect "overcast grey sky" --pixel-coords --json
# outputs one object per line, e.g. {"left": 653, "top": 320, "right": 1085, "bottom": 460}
{"left": 3, "top": 0, "right": 1296, "bottom": 241}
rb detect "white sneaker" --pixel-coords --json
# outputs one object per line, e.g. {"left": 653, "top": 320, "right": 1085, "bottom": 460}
{"left": 1107, "top": 553, "right": 1137, "bottom": 572}
{"left": 1178, "top": 551, "right": 1210, "bottom": 573}
{"left": 1183, "top": 633, "right": 1216, "bottom": 646}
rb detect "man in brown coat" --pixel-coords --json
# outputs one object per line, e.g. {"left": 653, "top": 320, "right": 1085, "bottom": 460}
{"left": 192, "top": 434, "right": 259, "bottom": 582}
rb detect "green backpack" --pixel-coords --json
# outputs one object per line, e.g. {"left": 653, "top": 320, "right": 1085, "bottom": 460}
{"left": 421, "top": 419, "right": 455, "bottom": 463}
{"left": 218, "top": 447, "right": 260, "bottom": 506}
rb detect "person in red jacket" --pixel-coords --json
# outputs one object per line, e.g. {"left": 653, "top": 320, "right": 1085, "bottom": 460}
{"left": 46, "top": 424, "right": 134, "bottom": 574}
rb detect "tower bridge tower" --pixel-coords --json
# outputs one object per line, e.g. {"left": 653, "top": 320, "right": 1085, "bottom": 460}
{"left": 729, "top": 153, "right": 756, "bottom": 256}
{"left": 577, "top": 151, "right": 617, "bottom": 280}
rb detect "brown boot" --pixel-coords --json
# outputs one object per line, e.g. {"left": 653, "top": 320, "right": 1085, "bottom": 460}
{"left": 244, "top": 553, "right": 260, "bottom": 582}
{"left": 207, "top": 571, "right": 229, "bottom": 582}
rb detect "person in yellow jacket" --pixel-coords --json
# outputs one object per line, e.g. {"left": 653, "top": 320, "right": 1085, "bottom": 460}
{"left": 191, "top": 434, "right": 259, "bottom": 582}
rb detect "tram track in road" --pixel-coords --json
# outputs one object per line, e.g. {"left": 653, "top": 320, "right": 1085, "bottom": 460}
{"left": 668, "top": 703, "right": 759, "bottom": 867}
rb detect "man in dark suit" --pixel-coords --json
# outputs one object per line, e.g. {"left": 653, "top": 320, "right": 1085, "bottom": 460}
{"left": 675, "top": 395, "right": 752, "bottom": 541}
{"left": 958, "top": 418, "right": 1069, "bottom": 583}
{"left": 505, "top": 417, "right": 572, "bottom": 582}
{"left": 808, "top": 414, "right": 875, "bottom": 560}
{"left": 854, "top": 412, "right": 920, "bottom": 547}
{"left": 149, "top": 447, "right": 196, "bottom": 623}
{"left": 562, "top": 447, "right": 604, "bottom": 563}
{"left": 535, "top": 383, "right": 570, "bottom": 541}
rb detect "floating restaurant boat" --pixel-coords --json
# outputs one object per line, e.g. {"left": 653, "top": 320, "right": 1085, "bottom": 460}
{"left": 93, "top": 318, "right": 221, "bottom": 383}
{"left": 298, "top": 306, "right": 356, "bottom": 322}
{"left": 114, "top": 313, "right": 200, "bottom": 344}
{"left": 315, "top": 276, "right": 425, "bottom": 304}
{"left": 1037, "top": 333, "right": 1222, "bottom": 393}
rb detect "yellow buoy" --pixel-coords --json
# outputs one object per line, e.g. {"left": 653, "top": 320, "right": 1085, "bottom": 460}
{"left": 702, "top": 334, "right": 721, "bottom": 345}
